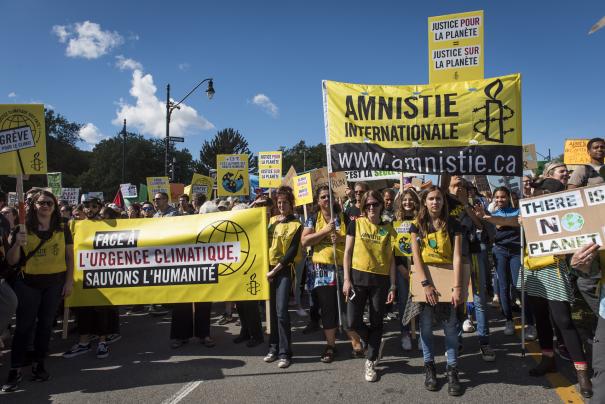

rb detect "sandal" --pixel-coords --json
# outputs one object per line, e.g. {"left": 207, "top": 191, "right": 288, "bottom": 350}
{"left": 202, "top": 336, "right": 216, "bottom": 347}
{"left": 320, "top": 345, "right": 336, "bottom": 363}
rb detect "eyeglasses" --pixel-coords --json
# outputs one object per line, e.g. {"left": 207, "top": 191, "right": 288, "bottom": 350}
{"left": 365, "top": 202, "right": 380, "bottom": 209}
{"left": 36, "top": 200, "right": 54, "bottom": 207}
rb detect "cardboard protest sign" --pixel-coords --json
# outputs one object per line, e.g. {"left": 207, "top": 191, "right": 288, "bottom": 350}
{"left": 258, "top": 151, "right": 282, "bottom": 188}
{"left": 281, "top": 165, "right": 297, "bottom": 188}
{"left": 523, "top": 144, "right": 538, "bottom": 170}
{"left": 146, "top": 177, "right": 171, "bottom": 201}
{"left": 564, "top": 139, "right": 590, "bottom": 165}
{"left": 0, "top": 104, "right": 47, "bottom": 175}
{"left": 47, "top": 172, "right": 62, "bottom": 197}
{"left": 120, "top": 183, "right": 138, "bottom": 198}
{"left": 190, "top": 173, "right": 214, "bottom": 200}
{"left": 428, "top": 10, "right": 484, "bottom": 83}
{"left": 61, "top": 188, "right": 80, "bottom": 206}
{"left": 8, "top": 192, "right": 17, "bottom": 207}
{"left": 293, "top": 173, "right": 313, "bottom": 206}
{"left": 66, "top": 207, "right": 269, "bottom": 307}
{"left": 330, "top": 172, "right": 348, "bottom": 198}
{"left": 520, "top": 184, "right": 605, "bottom": 257}
{"left": 323, "top": 74, "right": 522, "bottom": 176}
{"left": 410, "top": 264, "right": 472, "bottom": 302}
{"left": 169, "top": 183, "right": 185, "bottom": 202}
{"left": 217, "top": 154, "right": 249, "bottom": 197}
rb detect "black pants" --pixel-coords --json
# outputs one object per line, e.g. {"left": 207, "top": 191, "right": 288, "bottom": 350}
{"left": 76, "top": 306, "right": 120, "bottom": 336}
{"left": 236, "top": 300, "right": 263, "bottom": 340}
{"left": 346, "top": 280, "right": 389, "bottom": 361}
{"left": 592, "top": 315, "right": 605, "bottom": 403}
{"left": 170, "top": 302, "right": 211, "bottom": 340}
{"left": 528, "top": 295, "right": 586, "bottom": 362}
{"left": 577, "top": 275, "right": 600, "bottom": 315}
{"left": 315, "top": 285, "right": 346, "bottom": 330}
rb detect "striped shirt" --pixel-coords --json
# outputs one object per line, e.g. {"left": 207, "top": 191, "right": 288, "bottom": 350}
{"left": 517, "top": 259, "right": 574, "bottom": 303}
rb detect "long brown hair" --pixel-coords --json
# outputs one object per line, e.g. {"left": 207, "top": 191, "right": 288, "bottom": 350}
{"left": 416, "top": 186, "right": 449, "bottom": 236}
{"left": 26, "top": 190, "right": 63, "bottom": 233}
{"left": 313, "top": 185, "right": 341, "bottom": 215}
{"left": 360, "top": 190, "right": 384, "bottom": 216}
{"left": 395, "top": 189, "right": 420, "bottom": 221}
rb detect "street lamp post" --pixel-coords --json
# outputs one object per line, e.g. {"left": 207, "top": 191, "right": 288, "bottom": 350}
{"left": 165, "top": 78, "right": 215, "bottom": 177}
{"left": 121, "top": 119, "right": 127, "bottom": 184}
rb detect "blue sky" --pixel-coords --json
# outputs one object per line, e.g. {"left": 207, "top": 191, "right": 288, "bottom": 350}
{"left": 2, "top": 1, "right": 604, "bottom": 161}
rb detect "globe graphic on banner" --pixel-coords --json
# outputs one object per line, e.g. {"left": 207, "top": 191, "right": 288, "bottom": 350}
{"left": 196, "top": 220, "right": 253, "bottom": 276}
{"left": 0, "top": 114, "right": 39, "bottom": 143}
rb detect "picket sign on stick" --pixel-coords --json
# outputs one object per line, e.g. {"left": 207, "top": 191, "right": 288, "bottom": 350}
{"left": 327, "top": 176, "right": 344, "bottom": 330}
{"left": 265, "top": 188, "right": 272, "bottom": 335}
{"left": 520, "top": 225, "right": 526, "bottom": 357}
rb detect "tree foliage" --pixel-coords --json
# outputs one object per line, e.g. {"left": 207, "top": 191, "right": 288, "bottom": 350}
{"left": 45, "top": 109, "right": 82, "bottom": 146}
{"left": 280, "top": 140, "right": 327, "bottom": 173}
{"left": 197, "top": 128, "right": 257, "bottom": 174}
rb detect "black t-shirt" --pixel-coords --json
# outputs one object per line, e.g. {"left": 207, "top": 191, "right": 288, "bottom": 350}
{"left": 346, "top": 219, "right": 390, "bottom": 286}
{"left": 446, "top": 193, "right": 480, "bottom": 255}
{"left": 344, "top": 205, "right": 362, "bottom": 227}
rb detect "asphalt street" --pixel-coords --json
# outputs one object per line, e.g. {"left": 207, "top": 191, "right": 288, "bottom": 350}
{"left": 0, "top": 305, "right": 589, "bottom": 404}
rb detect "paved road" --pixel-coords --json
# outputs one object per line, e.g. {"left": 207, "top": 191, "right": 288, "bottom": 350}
{"left": 0, "top": 305, "right": 588, "bottom": 403}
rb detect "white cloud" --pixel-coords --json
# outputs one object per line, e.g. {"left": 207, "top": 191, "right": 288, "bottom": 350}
{"left": 79, "top": 123, "right": 107, "bottom": 148}
{"left": 7, "top": 92, "right": 16, "bottom": 98}
{"left": 52, "top": 21, "right": 123, "bottom": 59}
{"left": 115, "top": 55, "right": 143, "bottom": 71}
{"left": 113, "top": 69, "right": 214, "bottom": 138}
{"left": 251, "top": 93, "right": 278, "bottom": 118}
{"left": 178, "top": 63, "right": 190, "bottom": 71}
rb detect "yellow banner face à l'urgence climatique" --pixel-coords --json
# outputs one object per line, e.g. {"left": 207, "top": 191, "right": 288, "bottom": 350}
{"left": 66, "top": 208, "right": 269, "bottom": 307}
{"left": 322, "top": 74, "right": 522, "bottom": 176}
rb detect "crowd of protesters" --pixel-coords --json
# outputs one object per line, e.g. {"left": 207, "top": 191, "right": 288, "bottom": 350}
{"left": 0, "top": 138, "right": 604, "bottom": 399}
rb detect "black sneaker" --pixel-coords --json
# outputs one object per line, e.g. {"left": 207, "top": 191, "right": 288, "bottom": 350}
{"left": 1, "top": 369, "right": 22, "bottom": 392}
{"left": 32, "top": 362, "right": 50, "bottom": 382}
{"left": 424, "top": 362, "right": 438, "bottom": 391}
{"left": 246, "top": 338, "right": 263, "bottom": 348}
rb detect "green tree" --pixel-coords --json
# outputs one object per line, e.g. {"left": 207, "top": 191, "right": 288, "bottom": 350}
{"left": 280, "top": 140, "right": 327, "bottom": 173}
{"left": 77, "top": 134, "right": 194, "bottom": 199}
{"left": 197, "top": 128, "right": 257, "bottom": 174}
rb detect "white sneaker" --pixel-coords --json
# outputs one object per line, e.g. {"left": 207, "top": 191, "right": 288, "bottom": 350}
{"left": 364, "top": 360, "right": 377, "bottom": 382}
{"left": 525, "top": 325, "right": 537, "bottom": 341}
{"left": 504, "top": 320, "right": 515, "bottom": 336}
{"left": 401, "top": 334, "right": 412, "bottom": 351}
{"left": 462, "top": 319, "right": 476, "bottom": 333}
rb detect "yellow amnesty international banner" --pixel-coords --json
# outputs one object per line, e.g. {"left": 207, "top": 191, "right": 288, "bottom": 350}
{"left": 146, "top": 176, "right": 171, "bottom": 201}
{"left": 217, "top": 154, "right": 249, "bottom": 197}
{"left": 293, "top": 173, "right": 313, "bottom": 206}
{"left": 0, "top": 104, "right": 47, "bottom": 175}
{"left": 564, "top": 139, "right": 591, "bottom": 165}
{"left": 189, "top": 173, "right": 214, "bottom": 200}
{"left": 67, "top": 208, "right": 269, "bottom": 306}
{"left": 428, "top": 10, "right": 484, "bottom": 83}
{"left": 322, "top": 74, "right": 522, "bottom": 176}
{"left": 258, "top": 151, "right": 282, "bottom": 188}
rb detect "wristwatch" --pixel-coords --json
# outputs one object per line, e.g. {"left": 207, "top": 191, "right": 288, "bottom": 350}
{"left": 421, "top": 279, "right": 431, "bottom": 287}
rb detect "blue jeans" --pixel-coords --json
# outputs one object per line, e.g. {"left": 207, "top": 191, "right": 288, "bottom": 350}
{"left": 11, "top": 274, "right": 64, "bottom": 368}
{"left": 420, "top": 304, "right": 459, "bottom": 367}
{"left": 268, "top": 273, "right": 292, "bottom": 359}
{"left": 471, "top": 251, "right": 490, "bottom": 345}
{"left": 396, "top": 268, "right": 410, "bottom": 334}
{"left": 492, "top": 245, "right": 532, "bottom": 324}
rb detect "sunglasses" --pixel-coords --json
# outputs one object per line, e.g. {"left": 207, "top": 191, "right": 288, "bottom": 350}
{"left": 153, "top": 198, "right": 165, "bottom": 202}
{"left": 36, "top": 200, "right": 54, "bottom": 207}
{"left": 354, "top": 191, "right": 364, "bottom": 194}
{"left": 142, "top": 207, "right": 154, "bottom": 211}
{"left": 83, "top": 203, "right": 99, "bottom": 209}
{"left": 319, "top": 195, "right": 329, "bottom": 200}
{"left": 365, "top": 202, "right": 380, "bottom": 209}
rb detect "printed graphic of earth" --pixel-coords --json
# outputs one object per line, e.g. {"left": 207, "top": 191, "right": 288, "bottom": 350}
{"left": 0, "top": 113, "right": 40, "bottom": 143}
{"left": 398, "top": 234, "right": 412, "bottom": 255}
{"left": 196, "top": 219, "right": 253, "bottom": 276}
{"left": 222, "top": 172, "right": 244, "bottom": 193}
{"left": 561, "top": 212, "right": 584, "bottom": 232}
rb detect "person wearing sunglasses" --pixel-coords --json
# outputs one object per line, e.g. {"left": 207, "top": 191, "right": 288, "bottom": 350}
{"left": 2, "top": 191, "right": 74, "bottom": 392}
{"left": 153, "top": 192, "right": 179, "bottom": 218}
{"left": 344, "top": 182, "right": 369, "bottom": 227}
{"left": 343, "top": 190, "right": 396, "bottom": 382}
{"left": 141, "top": 202, "right": 155, "bottom": 218}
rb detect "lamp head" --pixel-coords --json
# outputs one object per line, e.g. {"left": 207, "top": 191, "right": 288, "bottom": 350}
{"left": 206, "top": 79, "right": 215, "bottom": 100}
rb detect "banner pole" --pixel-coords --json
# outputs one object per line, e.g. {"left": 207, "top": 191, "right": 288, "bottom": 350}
{"left": 327, "top": 176, "right": 344, "bottom": 331}
{"left": 520, "top": 224, "right": 526, "bottom": 357}
{"left": 265, "top": 188, "right": 273, "bottom": 336}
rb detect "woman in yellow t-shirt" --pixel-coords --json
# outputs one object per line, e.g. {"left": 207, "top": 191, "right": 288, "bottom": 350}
{"left": 3, "top": 191, "right": 74, "bottom": 392}
{"left": 410, "top": 185, "right": 465, "bottom": 397}
{"left": 343, "top": 189, "right": 396, "bottom": 383}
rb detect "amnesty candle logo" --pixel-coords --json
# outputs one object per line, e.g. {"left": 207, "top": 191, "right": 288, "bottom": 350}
{"left": 472, "top": 79, "right": 515, "bottom": 144}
